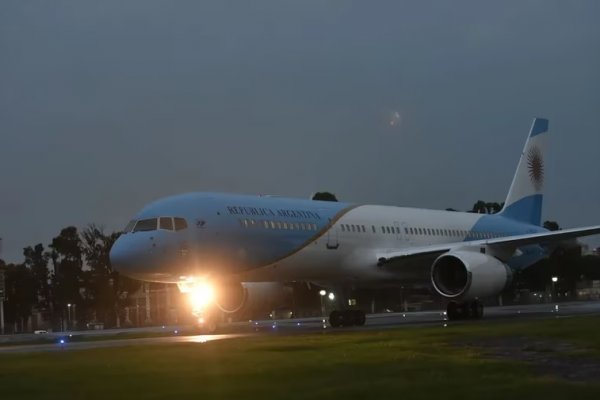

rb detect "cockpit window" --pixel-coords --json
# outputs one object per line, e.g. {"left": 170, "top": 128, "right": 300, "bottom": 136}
{"left": 133, "top": 218, "right": 158, "bottom": 232}
{"left": 174, "top": 217, "right": 188, "bottom": 231}
{"left": 159, "top": 217, "right": 174, "bottom": 231}
{"left": 123, "top": 220, "right": 136, "bottom": 233}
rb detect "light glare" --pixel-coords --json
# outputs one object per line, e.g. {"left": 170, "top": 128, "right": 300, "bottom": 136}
{"left": 189, "top": 283, "right": 215, "bottom": 312}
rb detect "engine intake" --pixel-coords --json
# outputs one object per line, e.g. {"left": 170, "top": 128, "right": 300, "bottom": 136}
{"left": 431, "top": 251, "right": 512, "bottom": 300}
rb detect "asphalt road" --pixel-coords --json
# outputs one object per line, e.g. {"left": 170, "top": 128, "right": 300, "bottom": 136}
{"left": 1, "top": 301, "right": 599, "bottom": 354}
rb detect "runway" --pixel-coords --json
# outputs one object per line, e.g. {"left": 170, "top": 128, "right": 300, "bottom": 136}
{"left": 1, "top": 301, "right": 599, "bottom": 354}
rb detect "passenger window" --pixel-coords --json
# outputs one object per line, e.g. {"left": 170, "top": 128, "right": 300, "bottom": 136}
{"left": 381, "top": 226, "right": 385, "bottom": 233}
{"left": 173, "top": 218, "right": 187, "bottom": 231}
{"left": 283, "top": 222, "right": 288, "bottom": 230}
{"left": 372, "top": 225, "right": 376, "bottom": 233}
{"left": 134, "top": 218, "right": 158, "bottom": 232}
{"left": 362, "top": 225, "right": 366, "bottom": 232}
{"left": 312, "top": 223, "right": 317, "bottom": 230}
{"left": 264, "top": 221, "right": 269, "bottom": 229}
{"left": 351, "top": 225, "right": 356, "bottom": 232}
{"left": 159, "top": 217, "right": 174, "bottom": 231}
{"left": 123, "top": 220, "right": 136, "bottom": 233}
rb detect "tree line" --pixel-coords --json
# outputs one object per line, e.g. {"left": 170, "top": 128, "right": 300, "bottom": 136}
{"left": 0, "top": 225, "right": 140, "bottom": 333}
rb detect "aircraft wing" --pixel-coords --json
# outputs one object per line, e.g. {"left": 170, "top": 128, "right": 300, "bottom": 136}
{"left": 377, "top": 225, "right": 600, "bottom": 266}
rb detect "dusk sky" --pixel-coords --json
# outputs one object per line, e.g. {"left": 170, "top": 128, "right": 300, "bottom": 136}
{"left": 1, "top": 1, "right": 599, "bottom": 262}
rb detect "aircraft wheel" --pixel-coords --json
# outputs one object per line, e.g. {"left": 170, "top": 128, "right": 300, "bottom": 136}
{"left": 353, "top": 310, "right": 366, "bottom": 326}
{"left": 471, "top": 300, "right": 484, "bottom": 319}
{"left": 329, "top": 311, "right": 343, "bottom": 328}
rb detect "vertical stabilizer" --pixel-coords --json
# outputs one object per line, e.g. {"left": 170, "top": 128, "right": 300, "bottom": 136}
{"left": 499, "top": 118, "right": 548, "bottom": 226}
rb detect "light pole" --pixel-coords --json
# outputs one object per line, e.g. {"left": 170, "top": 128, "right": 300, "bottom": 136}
{"left": 67, "top": 303, "right": 72, "bottom": 330}
{"left": 319, "top": 290, "right": 326, "bottom": 316}
{"left": 551, "top": 276, "right": 558, "bottom": 300}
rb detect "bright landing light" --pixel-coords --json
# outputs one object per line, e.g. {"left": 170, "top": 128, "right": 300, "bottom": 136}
{"left": 189, "top": 283, "right": 215, "bottom": 312}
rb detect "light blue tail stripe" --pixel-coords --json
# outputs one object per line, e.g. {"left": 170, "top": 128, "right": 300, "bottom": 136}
{"left": 499, "top": 194, "right": 543, "bottom": 226}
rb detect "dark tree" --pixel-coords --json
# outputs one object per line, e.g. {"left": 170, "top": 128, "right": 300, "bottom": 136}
{"left": 81, "top": 225, "right": 124, "bottom": 326}
{"left": 471, "top": 200, "right": 503, "bottom": 214}
{"left": 312, "top": 192, "right": 338, "bottom": 202}
{"left": 471, "top": 200, "right": 487, "bottom": 213}
{"left": 81, "top": 225, "right": 141, "bottom": 327}
{"left": 3, "top": 263, "right": 35, "bottom": 332}
{"left": 49, "top": 226, "right": 84, "bottom": 329}
{"left": 23, "top": 244, "right": 50, "bottom": 313}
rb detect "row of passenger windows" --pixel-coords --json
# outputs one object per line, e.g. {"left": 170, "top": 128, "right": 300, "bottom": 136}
{"left": 404, "top": 227, "right": 501, "bottom": 239}
{"left": 239, "top": 219, "right": 319, "bottom": 231}
{"left": 340, "top": 223, "right": 503, "bottom": 239}
{"left": 341, "top": 224, "right": 402, "bottom": 235}
{"left": 123, "top": 217, "right": 188, "bottom": 233}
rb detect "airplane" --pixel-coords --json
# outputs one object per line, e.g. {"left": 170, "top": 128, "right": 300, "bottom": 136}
{"left": 109, "top": 118, "right": 600, "bottom": 331}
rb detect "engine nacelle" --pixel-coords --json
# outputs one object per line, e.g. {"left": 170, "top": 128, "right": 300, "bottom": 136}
{"left": 431, "top": 251, "right": 512, "bottom": 300}
{"left": 215, "top": 282, "right": 292, "bottom": 316}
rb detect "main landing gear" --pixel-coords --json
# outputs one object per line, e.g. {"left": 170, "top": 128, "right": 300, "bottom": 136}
{"left": 329, "top": 310, "right": 366, "bottom": 327}
{"left": 446, "top": 300, "right": 484, "bottom": 320}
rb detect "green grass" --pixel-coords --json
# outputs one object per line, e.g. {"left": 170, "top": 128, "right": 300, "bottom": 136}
{"left": 1, "top": 316, "right": 599, "bottom": 400}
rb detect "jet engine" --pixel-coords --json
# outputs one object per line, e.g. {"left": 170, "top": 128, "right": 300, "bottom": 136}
{"left": 431, "top": 251, "right": 512, "bottom": 300}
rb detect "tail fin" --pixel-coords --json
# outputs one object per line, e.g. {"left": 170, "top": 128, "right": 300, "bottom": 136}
{"left": 498, "top": 118, "right": 548, "bottom": 226}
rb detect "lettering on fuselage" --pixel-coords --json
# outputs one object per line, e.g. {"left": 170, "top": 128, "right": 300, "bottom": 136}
{"left": 226, "top": 206, "right": 321, "bottom": 220}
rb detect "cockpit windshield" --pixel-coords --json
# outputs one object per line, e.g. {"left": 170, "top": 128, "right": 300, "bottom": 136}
{"left": 159, "top": 217, "right": 173, "bottom": 230}
{"left": 123, "top": 220, "right": 136, "bottom": 233}
{"left": 133, "top": 218, "right": 158, "bottom": 232}
{"left": 174, "top": 217, "right": 188, "bottom": 231}
{"left": 125, "top": 217, "right": 188, "bottom": 233}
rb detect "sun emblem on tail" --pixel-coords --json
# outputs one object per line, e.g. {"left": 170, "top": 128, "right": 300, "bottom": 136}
{"left": 527, "top": 145, "right": 544, "bottom": 191}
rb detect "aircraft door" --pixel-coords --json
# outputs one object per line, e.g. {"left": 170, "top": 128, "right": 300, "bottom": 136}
{"left": 394, "top": 221, "right": 409, "bottom": 243}
{"left": 400, "top": 221, "right": 410, "bottom": 243}
{"left": 326, "top": 219, "right": 339, "bottom": 250}
{"left": 393, "top": 221, "right": 401, "bottom": 241}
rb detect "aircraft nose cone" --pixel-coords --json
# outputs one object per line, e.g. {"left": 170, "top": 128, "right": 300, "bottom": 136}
{"left": 109, "top": 237, "right": 133, "bottom": 273}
